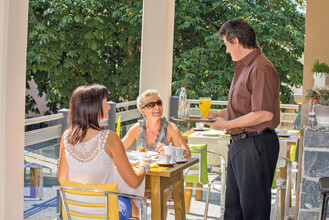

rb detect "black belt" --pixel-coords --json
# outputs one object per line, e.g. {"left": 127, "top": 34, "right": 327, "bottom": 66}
{"left": 230, "top": 129, "right": 275, "bottom": 142}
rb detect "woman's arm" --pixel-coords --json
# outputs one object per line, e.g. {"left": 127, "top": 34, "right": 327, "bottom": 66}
{"left": 121, "top": 123, "right": 140, "bottom": 149}
{"left": 167, "top": 122, "right": 191, "bottom": 159}
{"left": 105, "top": 131, "right": 146, "bottom": 188}
{"left": 57, "top": 134, "right": 69, "bottom": 182}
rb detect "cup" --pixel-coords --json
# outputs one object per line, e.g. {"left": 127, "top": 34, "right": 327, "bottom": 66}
{"left": 199, "top": 97, "right": 211, "bottom": 119}
{"left": 175, "top": 147, "right": 188, "bottom": 161}
{"left": 195, "top": 122, "right": 204, "bottom": 129}
{"left": 159, "top": 154, "right": 171, "bottom": 163}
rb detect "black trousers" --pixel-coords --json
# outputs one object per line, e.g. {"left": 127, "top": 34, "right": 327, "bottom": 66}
{"left": 224, "top": 132, "right": 279, "bottom": 220}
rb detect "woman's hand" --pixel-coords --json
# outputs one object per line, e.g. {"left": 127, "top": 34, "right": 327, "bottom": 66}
{"left": 130, "top": 160, "right": 140, "bottom": 167}
{"left": 155, "top": 142, "right": 166, "bottom": 154}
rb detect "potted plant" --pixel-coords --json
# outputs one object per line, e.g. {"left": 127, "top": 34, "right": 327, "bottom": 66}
{"left": 311, "top": 60, "right": 329, "bottom": 89}
{"left": 306, "top": 87, "right": 329, "bottom": 125}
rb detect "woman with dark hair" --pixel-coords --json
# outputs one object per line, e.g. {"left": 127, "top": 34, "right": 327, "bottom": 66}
{"left": 58, "top": 84, "right": 148, "bottom": 219}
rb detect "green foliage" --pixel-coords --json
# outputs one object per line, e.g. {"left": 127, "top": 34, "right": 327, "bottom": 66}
{"left": 305, "top": 87, "right": 329, "bottom": 106}
{"left": 311, "top": 60, "right": 329, "bottom": 76}
{"left": 26, "top": 0, "right": 305, "bottom": 114}
{"left": 26, "top": 0, "right": 143, "bottom": 114}
{"left": 172, "top": 0, "right": 305, "bottom": 104}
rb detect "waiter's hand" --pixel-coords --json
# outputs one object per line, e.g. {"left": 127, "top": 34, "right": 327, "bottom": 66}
{"left": 204, "top": 116, "right": 230, "bottom": 130}
{"left": 207, "top": 111, "right": 218, "bottom": 118}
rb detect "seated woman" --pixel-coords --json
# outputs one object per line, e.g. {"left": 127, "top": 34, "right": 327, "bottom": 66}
{"left": 58, "top": 84, "right": 148, "bottom": 220}
{"left": 122, "top": 89, "right": 191, "bottom": 219}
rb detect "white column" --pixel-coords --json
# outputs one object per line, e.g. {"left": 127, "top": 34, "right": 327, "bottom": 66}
{"left": 139, "top": 0, "right": 175, "bottom": 118}
{"left": 0, "top": 0, "right": 28, "bottom": 218}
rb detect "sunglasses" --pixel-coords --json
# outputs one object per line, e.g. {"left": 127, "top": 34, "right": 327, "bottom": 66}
{"left": 142, "top": 100, "right": 163, "bottom": 109}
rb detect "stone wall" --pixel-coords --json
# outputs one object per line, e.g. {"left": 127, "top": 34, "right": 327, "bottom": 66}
{"left": 299, "top": 130, "right": 329, "bottom": 219}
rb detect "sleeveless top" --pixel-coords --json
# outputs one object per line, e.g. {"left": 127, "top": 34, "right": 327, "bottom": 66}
{"left": 63, "top": 129, "right": 145, "bottom": 196}
{"left": 136, "top": 117, "right": 169, "bottom": 151}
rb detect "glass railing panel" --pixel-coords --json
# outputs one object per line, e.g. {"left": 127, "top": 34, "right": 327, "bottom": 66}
{"left": 24, "top": 142, "right": 59, "bottom": 220}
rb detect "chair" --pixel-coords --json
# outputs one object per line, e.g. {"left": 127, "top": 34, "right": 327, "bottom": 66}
{"left": 184, "top": 144, "right": 226, "bottom": 220}
{"left": 318, "top": 177, "right": 329, "bottom": 220}
{"left": 271, "top": 138, "right": 293, "bottom": 220}
{"left": 54, "top": 186, "right": 147, "bottom": 220}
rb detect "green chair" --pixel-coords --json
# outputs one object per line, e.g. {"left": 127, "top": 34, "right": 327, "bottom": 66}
{"left": 184, "top": 144, "right": 226, "bottom": 220}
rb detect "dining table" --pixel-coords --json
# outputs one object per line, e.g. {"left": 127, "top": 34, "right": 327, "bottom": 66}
{"left": 145, "top": 157, "right": 199, "bottom": 220}
{"left": 184, "top": 128, "right": 300, "bottom": 220}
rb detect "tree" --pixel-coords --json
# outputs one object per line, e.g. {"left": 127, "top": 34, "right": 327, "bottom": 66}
{"left": 26, "top": 0, "right": 305, "bottom": 114}
{"left": 26, "top": 0, "right": 143, "bottom": 114}
{"left": 172, "top": 0, "right": 305, "bottom": 104}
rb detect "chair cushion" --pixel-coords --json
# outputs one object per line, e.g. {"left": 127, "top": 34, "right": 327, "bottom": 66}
{"left": 185, "top": 144, "right": 208, "bottom": 184}
{"left": 60, "top": 178, "right": 119, "bottom": 220}
{"left": 318, "top": 177, "right": 329, "bottom": 194}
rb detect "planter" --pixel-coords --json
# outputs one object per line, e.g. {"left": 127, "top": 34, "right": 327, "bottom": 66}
{"left": 315, "top": 104, "right": 329, "bottom": 125}
{"left": 313, "top": 72, "right": 328, "bottom": 89}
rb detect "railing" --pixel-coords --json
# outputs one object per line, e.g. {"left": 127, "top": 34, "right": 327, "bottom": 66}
{"left": 24, "top": 97, "right": 299, "bottom": 165}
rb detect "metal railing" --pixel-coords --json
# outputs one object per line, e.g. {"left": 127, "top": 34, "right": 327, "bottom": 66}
{"left": 24, "top": 97, "right": 299, "bottom": 162}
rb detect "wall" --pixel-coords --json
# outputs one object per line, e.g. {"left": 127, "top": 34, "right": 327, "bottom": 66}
{"left": 299, "top": 130, "right": 329, "bottom": 219}
{"left": 302, "top": 0, "right": 329, "bottom": 109}
{"left": 0, "top": 0, "right": 28, "bottom": 219}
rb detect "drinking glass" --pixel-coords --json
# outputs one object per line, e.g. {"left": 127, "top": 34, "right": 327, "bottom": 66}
{"left": 199, "top": 97, "right": 211, "bottom": 119}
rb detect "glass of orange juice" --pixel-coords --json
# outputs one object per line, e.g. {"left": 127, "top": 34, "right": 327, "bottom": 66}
{"left": 199, "top": 97, "right": 211, "bottom": 119}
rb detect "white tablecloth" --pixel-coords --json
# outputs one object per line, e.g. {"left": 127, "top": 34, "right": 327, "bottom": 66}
{"left": 188, "top": 130, "right": 230, "bottom": 165}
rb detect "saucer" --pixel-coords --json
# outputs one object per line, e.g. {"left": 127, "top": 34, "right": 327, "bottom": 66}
{"left": 192, "top": 127, "right": 206, "bottom": 131}
{"left": 157, "top": 161, "right": 175, "bottom": 166}
{"left": 176, "top": 158, "right": 188, "bottom": 163}
{"left": 277, "top": 132, "right": 291, "bottom": 138}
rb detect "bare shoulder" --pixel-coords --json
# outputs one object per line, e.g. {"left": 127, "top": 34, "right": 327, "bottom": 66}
{"left": 127, "top": 122, "right": 140, "bottom": 136}
{"left": 167, "top": 121, "right": 180, "bottom": 134}
{"left": 106, "top": 130, "right": 121, "bottom": 144}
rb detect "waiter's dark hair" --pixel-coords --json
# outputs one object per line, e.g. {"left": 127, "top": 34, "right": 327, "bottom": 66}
{"left": 67, "top": 84, "right": 109, "bottom": 145}
{"left": 218, "top": 18, "right": 259, "bottom": 49}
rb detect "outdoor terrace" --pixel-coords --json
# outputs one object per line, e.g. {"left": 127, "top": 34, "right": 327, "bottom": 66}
{"left": 23, "top": 98, "right": 299, "bottom": 219}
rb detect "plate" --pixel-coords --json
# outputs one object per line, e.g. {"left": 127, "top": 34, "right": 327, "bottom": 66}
{"left": 171, "top": 116, "right": 216, "bottom": 122}
{"left": 192, "top": 127, "right": 206, "bottom": 131}
{"left": 157, "top": 162, "right": 175, "bottom": 166}
{"left": 201, "top": 130, "right": 226, "bottom": 136}
{"left": 176, "top": 159, "right": 188, "bottom": 163}
{"left": 147, "top": 151, "right": 160, "bottom": 156}
{"left": 277, "top": 132, "right": 291, "bottom": 138}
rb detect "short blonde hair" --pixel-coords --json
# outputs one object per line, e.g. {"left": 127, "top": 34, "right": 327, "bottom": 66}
{"left": 137, "top": 89, "right": 161, "bottom": 111}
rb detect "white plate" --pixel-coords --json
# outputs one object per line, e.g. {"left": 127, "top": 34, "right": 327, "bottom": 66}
{"left": 147, "top": 151, "right": 160, "bottom": 156}
{"left": 176, "top": 158, "right": 188, "bottom": 163}
{"left": 157, "top": 161, "right": 175, "bottom": 166}
{"left": 201, "top": 130, "right": 226, "bottom": 136}
{"left": 277, "top": 132, "right": 291, "bottom": 137}
{"left": 192, "top": 127, "right": 206, "bottom": 131}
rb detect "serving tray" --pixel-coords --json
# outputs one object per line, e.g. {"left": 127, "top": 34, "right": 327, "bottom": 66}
{"left": 171, "top": 116, "right": 216, "bottom": 122}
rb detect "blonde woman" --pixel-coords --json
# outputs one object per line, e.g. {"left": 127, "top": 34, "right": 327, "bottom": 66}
{"left": 122, "top": 89, "right": 191, "bottom": 219}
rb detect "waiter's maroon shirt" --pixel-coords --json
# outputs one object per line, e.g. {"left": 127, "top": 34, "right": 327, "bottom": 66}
{"left": 226, "top": 48, "right": 280, "bottom": 135}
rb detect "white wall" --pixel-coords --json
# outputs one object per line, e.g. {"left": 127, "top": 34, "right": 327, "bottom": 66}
{"left": 0, "top": 0, "right": 28, "bottom": 218}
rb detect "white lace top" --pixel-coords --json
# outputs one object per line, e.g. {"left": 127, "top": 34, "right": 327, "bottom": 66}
{"left": 64, "top": 129, "right": 145, "bottom": 196}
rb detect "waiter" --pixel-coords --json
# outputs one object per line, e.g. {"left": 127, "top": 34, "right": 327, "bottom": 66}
{"left": 205, "top": 18, "right": 280, "bottom": 219}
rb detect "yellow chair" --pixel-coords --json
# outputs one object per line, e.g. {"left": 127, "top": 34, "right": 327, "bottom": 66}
{"left": 54, "top": 184, "right": 147, "bottom": 220}
{"left": 184, "top": 144, "right": 226, "bottom": 220}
